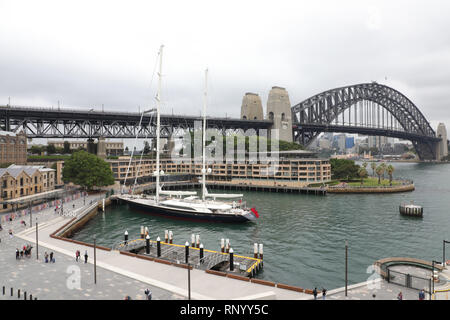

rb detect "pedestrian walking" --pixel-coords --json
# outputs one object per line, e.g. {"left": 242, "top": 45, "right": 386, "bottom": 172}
{"left": 397, "top": 291, "right": 403, "bottom": 300}
{"left": 313, "top": 287, "right": 317, "bottom": 300}
{"left": 15, "top": 248, "right": 19, "bottom": 260}
{"left": 44, "top": 252, "right": 49, "bottom": 263}
{"left": 144, "top": 288, "right": 152, "bottom": 300}
{"left": 75, "top": 250, "right": 80, "bottom": 262}
{"left": 50, "top": 252, "right": 54, "bottom": 263}
{"left": 84, "top": 250, "right": 88, "bottom": 263}
{"left": 322, "top": 288, "right": 327, "bottom": 300}
{"left": 419, "top": 289, "right": 425, "bottom": 300}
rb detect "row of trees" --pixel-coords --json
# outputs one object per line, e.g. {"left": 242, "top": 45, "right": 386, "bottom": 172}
{"left": 330, "top": 159, "right": 396, "bottom": 185}
{"left": 30, "top": 141, "right": 84, "bottom": 155}
{"left": 359, "top": 162, "right": 395, "bottom": 185}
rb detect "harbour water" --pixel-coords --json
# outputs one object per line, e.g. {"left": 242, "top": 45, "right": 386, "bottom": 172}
{"left": 71, "top": 162, "right": 450, "bottom": 290}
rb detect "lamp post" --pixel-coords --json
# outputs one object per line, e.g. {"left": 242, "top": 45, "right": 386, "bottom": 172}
{"left": 431, "top": 260, "right": 441, "bottom": 300}
{"left": 94, "top": 235, "right": 97, "bottom": 284}
{"left": 35, "top": 218, "right": 38, "bottom": 260}
{"left": 345, "top": 240, "right": 348, "bottom": 297}
{"left": 443, "top": 240, "right": 450, "bottom": 268}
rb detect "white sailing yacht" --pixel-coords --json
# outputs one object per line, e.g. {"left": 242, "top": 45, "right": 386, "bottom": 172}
{"left": 119, "top": 45, "right": 258, "bottom": 223}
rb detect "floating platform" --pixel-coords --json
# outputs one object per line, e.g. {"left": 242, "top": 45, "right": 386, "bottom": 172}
{"left": 399, "top": 204, "right": 423, "bottom": 217}
{"left": 114, "top": 238, "right": 263, "bottom": 277}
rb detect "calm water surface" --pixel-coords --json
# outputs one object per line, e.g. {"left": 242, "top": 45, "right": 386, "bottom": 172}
{"left": 72, "top": 162, "right": 450, "bottom": 290}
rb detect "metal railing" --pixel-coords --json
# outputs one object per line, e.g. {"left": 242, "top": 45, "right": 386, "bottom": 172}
{"left": 387, "top": 267, "right": 432, "bottom": 296}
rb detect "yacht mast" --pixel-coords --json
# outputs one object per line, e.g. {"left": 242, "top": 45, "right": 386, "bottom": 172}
{"left": 202, "top": 68, "right": 208, "bottom": 201}
{"left": 156, "top": 45, "right": 164, "bottom": 204}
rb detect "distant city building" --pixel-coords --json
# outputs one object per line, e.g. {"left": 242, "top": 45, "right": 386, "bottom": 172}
{"left": 0, "top": 131, "right": 27, "bottom": 165}
{"left": 345, "top": 137, "right": 355, "bottom": 149}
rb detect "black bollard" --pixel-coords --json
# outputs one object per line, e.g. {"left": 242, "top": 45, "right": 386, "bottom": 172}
{"left": 124, "top": 230, "right": 128, "bottom": 245}
{"left": 30, "top": 294, "right": 32, "bottom": 300}
{"left": 2, "top": 286, "right": 4, "bottom": 295}
{"left": 24, "top": 291, "right": 27, "bottom": 300}
{"left": 229, "top": 248, "right": 234, "bottom": 271}
{"left": 157, "top": 237, "right": 161, "bottom": 257}
{"left": 185, "top": 241, "right": 189, "bottom": 264}
{"left": 199, "top": 244, "right": 204, "bottom": 264}
{"left": 18, "top": 289, "right": 20, "bottom": 299}
{"left": 10, "top": 287, "right": 13, "bottom": 297}
{"left": 145, "top": 235, "right": 150, "bottom": 254}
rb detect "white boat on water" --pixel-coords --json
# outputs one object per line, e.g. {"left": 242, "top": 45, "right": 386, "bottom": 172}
{"left": 119, "top": 46, "right": 258, "bottom": 223}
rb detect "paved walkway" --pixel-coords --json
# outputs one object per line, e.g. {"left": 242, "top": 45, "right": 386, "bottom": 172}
{"left": 0, "top": 194, "right": 180, "bottom": 300}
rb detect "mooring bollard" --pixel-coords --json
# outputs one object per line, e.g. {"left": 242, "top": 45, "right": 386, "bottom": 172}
{"left": 24, "top": 291, "right": 27, "bottom": 300}
{"left": 221, "top": 238, "right": 225, "bottom": 253}
{"left": 140, "top": 226, "right": 145, "bottom": 239}
{"left": 254, "top": 243, "right": 258, "bottom": 258}
{"left": 229, "top": 248, "right": 234, "bottom": 271}
{"left": 185, "top": 241, "right": 189, "bottom": 264}
{"left": 199, "top": 243, "right": 204, "bottom": 264}
{"left": 18, "top": 289, "right": 20, "bottom": 299}
{"left": 164, "top": 230, "right": 168, "bottom": 243}
{"left": 169, "top": 230, "right": 173, "bottom": 244}
{"left": 191, "top": 234, "right": 195, "bottom": 247}
{"left": 225, "top": 239, "right": 230, "bottom": 253}
{"left": 196, "top": 235, "right": 200, "bottom": 248}
{"left": 145, "top": 234, "right": 150, "bottom": 254}
{"left": 157, "top": 237, "right": 161, "bottom": 257}
{"left": 258, "top": 243, "right": 263, "bottom": 260}
{"left": 124, "top": 230, "right": 128, "bottom": 245}
{"left": 10, "top": 287, "right": 13, "bottom": 297}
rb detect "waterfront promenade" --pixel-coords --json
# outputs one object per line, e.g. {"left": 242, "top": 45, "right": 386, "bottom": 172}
{"left": 1, "top": 195, "right": 311, "bottom": 300}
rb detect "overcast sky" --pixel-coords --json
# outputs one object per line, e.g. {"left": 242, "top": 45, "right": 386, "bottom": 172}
{"left": 1, "top": 0, "right": 449, "bottom": 141}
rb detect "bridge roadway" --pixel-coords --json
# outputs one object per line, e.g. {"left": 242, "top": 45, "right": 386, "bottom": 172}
{"left": 0, "top": 105, "right": 272, "bottom": 138}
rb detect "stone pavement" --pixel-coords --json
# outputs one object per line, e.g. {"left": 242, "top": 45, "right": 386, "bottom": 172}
{"left": 0, "top": 194, "right": 182, "bottom": 300}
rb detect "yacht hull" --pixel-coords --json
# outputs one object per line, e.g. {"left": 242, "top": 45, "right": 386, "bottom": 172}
{"left": 123, "top": 198, "right": 252, "bottom": 223}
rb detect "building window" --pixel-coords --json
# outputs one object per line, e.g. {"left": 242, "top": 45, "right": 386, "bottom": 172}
{"left": 269, "top": 112, "right": 274, "bottom": 120}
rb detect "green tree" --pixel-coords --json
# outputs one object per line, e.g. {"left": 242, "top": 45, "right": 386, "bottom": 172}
{"left": 143, "top": 141, "right": 151, "bottom": 154}
{"left": 62, "top": 150, "right": 115, "bottom": 190}
{"left": 358, "top": 167, "right": 368, "bottom": 185}
{"left": 46, "top": 144, "right": 56, "bottom": 155}
{"left": 329, "top": 158, "right": 360, "bottom": 180}
{"left": 370, "top": 162, "right": 377, "bottom": 177}
{"left": 386, "top": 164, "right": 395, "bottom": 186}
{"left": 63, "top": 141, "right": 71, "bottom": 154}
{"left": 375, "top": 164, "right": 385, "bottom": 184}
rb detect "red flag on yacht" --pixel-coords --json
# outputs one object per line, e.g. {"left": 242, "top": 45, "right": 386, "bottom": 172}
{"left": 251, "top": 208, "right": 259, "bottom": 218}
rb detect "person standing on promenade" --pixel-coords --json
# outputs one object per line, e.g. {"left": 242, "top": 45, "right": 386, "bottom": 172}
{"left": 50, "top": 252, "right": 54, "bottom": 263}
{"left": 322, "top": 288, "right": 327, "bottom": 300}
{"left": 419, "top": 289, "right": 425, "bottom": 300}
{"left": 397, "top": 291, "right": 403, "bottom": 300}
{"left": 75, "top": 250, "right": 80, "bottom": 262}
{"left": 84, "top": 250, "right": 88, "bottom": 263}
{"left": 144, "top": 289, "right": 152, "bottom": 300}
{"left": 313, "top": 288, "right": 317, "bottom": 300}
{"left": 44, "top": 252, "right": 49, "bottom": 263}
{"left": 15, "top": 248, "right": 19, "bottom": 260}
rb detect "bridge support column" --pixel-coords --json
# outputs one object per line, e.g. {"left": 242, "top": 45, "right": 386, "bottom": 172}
{"left": 87, "top": 138, "right": 96, "bottom": 155}
{"left": 97, "top": 136, "right": 107, "bottom": 159}
{"left": 436, "top": 123, "right": 448, "bottom": 161}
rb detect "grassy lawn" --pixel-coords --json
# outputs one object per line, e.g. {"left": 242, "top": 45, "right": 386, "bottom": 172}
{"left": 346, "top": 177, "right": 400, "bottom": 187}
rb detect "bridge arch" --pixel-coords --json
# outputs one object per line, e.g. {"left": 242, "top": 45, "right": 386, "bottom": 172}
{"left": 291, "top": 82, "right": 439, "bottom": 160}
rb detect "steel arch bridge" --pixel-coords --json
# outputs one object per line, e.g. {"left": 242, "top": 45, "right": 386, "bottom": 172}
{"left": 291, "top": 82, "right": 440, "bottom": 160}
